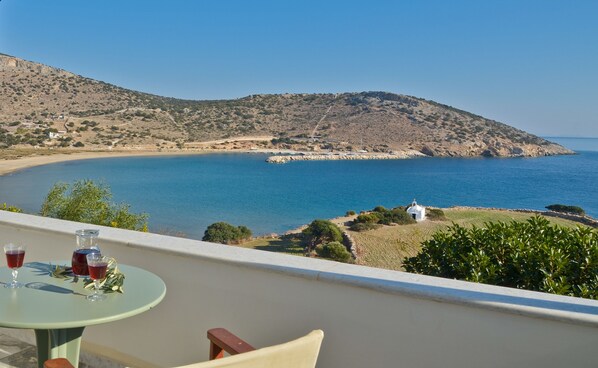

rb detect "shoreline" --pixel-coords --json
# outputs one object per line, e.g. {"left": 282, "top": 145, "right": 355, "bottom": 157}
{"left": 0, "top": 142, "right": 584, "bottom": 176}
{"left": 0, "top": 148, "right": 294, "bottom": 177}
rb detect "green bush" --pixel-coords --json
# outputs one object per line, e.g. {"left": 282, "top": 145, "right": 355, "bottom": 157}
{"left": 426, "top": 208, "right": 446, "bottom": 221}
{"left": 356, "top": 213, "right": 380, "bottom": 224}
{"left": 0, "top": 203, "right": 22, "bottom": 213}
{"left": 354, "top": 207, "right": 415, "bottom": 226}
{"left": 302, "top": 219, "right": 343, "bottom": 252}
{"left": 378, "top": 208, "right": 415, "bottom": 225}
{"left": 373, "top": 205, "right": 387, "bottom": 213}
{"left": 345, "top": 210, "right": 356, "bottom": 216}
{"left": 349, "top": 222, "right": 382, "bottom": 232}
{"left": 316, "top": 241, "right": 352, "bottom": 263}
{"left": 546, "top": 204, "right": 585, "bottom": 216}
{"left": 40, "top": 180, "right": 148, "bottom": 231}
{"left": 237, "top": 225, "right": 252, "bottom": 240}
{"left": 202, "top": 222, "right": 252, "bottom": 244}
{"left": 403, "top": 216, "right": 598, "bottom": 299}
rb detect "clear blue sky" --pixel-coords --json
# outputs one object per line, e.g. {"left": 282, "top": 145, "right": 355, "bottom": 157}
{"left": 1, "top": 0, "right": 597, "bottom": 137}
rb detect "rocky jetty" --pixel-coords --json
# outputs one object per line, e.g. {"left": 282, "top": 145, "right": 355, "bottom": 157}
{"left": 266, "top": 150, "right": 426, "bottom": 164}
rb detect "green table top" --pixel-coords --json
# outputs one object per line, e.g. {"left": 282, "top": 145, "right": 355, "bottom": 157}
{"left": 0, "top": 261, "right": 166, "bottom": 330}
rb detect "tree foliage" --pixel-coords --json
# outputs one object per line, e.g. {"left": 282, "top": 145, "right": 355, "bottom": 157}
{"left": 316, "top": 241, "right": 352, "bottom": 263}
{"left": 202, "top": 222, "right": 253, "bottom": 244}
{"left": 353, "top": 206, "right": 415, "bottom": 228}
{"left": 546, "top": 204, "right": 585, "bottom": 216}
{"left": 302, "top": 219, "right": 343, "bottom": 253}
{"left": 0, "top": 203, "right": 22, "bottom": 213}
{"left": 356, "top": 213, "right": 380, "bottom": 224}
{"left": 403, "top": 216, "right": 598, "bottom": 299}
{"left": 40, "top": 180, "right": 148, "bottom": 231}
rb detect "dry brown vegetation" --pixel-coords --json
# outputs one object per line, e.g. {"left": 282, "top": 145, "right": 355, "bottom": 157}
{"left": 242, "top": 208, "right": 586, "bottom": 271}
{"left": 1, "top": 54, "right": 571, "bottom": 158}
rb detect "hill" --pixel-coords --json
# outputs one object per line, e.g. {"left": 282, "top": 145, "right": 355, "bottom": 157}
{"left": 0, "top": 54, "right": 572, "bottom": 157}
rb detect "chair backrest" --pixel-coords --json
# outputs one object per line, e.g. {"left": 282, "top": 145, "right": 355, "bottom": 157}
{"left": 176, "top": 330, "right": 324, "bottom": 368}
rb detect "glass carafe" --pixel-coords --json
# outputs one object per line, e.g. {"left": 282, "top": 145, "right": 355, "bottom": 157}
{"left": 72, "top": 229, "right": 101, "bottom": 276}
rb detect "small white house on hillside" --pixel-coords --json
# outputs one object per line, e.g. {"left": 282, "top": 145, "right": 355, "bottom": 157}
{"left": 407, "top": 199, "right": 426, "bottom": 221}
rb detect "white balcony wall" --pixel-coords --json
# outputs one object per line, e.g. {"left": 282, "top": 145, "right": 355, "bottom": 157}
{"left": 1, "top": 211, "right": 597, "bottom": 368}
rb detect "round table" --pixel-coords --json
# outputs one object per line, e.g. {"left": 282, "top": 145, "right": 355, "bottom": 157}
{"left": 0, "top": 261, "right": 166, "bottom": 368}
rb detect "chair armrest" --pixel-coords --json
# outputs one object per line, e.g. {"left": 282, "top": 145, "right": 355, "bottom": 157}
{"left": 44, "top": 358, "right": 75, "bottom": 368}
{"left": 207, "top": 328, "right": 256, "bottom": 359}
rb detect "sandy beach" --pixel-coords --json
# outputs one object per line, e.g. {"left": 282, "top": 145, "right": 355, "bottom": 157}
{"left": 0, "top": 146, "right": 301, "bottom": 177}
{"left": 0, "top": 151, "right": 180, "bottom": 176}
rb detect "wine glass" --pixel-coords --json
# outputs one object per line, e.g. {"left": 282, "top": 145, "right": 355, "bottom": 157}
{"left": 4, "top": 244, "right": 26, "bottom": 289}
{"left": 86, "top": 253, "right": 109, "bottom": 301}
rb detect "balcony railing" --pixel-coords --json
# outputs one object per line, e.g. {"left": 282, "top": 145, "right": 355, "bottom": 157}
{"left": 1, "top": 211, "right": 597, "bottom": 367}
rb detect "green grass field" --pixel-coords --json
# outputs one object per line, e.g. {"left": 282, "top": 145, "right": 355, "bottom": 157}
{"left": 238, "top": 208, "right": 588, "bottom": 271}
{"left": 242, "top": 235, "right": 304, "bottom": 255}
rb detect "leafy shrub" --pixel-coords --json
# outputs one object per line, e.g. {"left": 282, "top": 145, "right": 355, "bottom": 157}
{"left": 546, "top": 204, "right": 585, "bottom": 216}
{"left": 40, "top": 180, "right": 148, "bottom": 231}
{"left": 403, "top": 216, "right": 598, "bottom": 299}
{"left": 378, "top": 208, "right": 415, "bottom": 225}
{"left": 426, "top": 208, "right": 446, "bottom": 221}
{"left": 349, "top": 222, "right": 382, "bottom": 232}
{"left": 202, "top": 222, "right": 252, "bottom": 244}
{"left": 316, "top": 241, "right": 352, "bottom": 263}
{"left": 356, "top": 213, "right": 380, "bottom": 224}
{"left": 373, "top": 205, "right": 387, "bottom": 213}
{"left": 302, "top": 219, "right": 343, "bottom": 252}
{"left": 354, "top": 207, "right": 416, "bottom": 226}
{"left": 345, "top": 210, "right": 356, "bottom": 216}
{"left": 1, "top": 203, "right": 22, "bottom": 213}
{"left": 237, "top": 225, "right": 252, "bottom": 239}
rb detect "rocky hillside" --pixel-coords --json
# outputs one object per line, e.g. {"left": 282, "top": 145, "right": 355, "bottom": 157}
{"left": 0, "top": 54, "right": 572, "bottom": 157}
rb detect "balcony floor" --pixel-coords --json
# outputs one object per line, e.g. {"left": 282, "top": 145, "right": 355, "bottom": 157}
{"left": 0, "top": 333, "right": 123, "bottom": 368}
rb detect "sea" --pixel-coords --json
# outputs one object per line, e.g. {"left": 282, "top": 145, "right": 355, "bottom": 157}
{"left": 0, "top": 137, "right": 597, "bottom": 240}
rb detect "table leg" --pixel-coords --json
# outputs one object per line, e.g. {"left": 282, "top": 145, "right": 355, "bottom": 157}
{"left": 35, "top": 327, "right": 85, "bottom": 368}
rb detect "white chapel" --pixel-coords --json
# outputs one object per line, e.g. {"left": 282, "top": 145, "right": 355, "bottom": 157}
{"left": 407, "top": 199, "right": 426, "bottom": 221}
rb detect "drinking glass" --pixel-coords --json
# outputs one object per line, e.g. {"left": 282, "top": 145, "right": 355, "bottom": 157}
{"left": 86, "top": 253, "right": 109, "bottom": 301}
{"left": 4, "top": 244, "right": 26, "bottom": 288}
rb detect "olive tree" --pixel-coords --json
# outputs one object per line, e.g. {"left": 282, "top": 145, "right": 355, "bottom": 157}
{"left": 203, "top": 222, "right": 253, "bottom": 244}
{"left": 302, "top": 219, "right": 343, "bottom": 253}
{"left": 40, "top": 180, "right": 148, "bottom": 231}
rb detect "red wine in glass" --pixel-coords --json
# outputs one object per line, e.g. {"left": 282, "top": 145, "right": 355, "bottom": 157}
{"left": 88, "top": 263, "right": 108, "bottom": 280}
{"left": 4, "top": 244, "right": 26, "bottom": 288}
{"left": 72, "top": 248, "right": 100, "bottom": 276}
{"left": 6, "top": 250, "right": 25, "bottom": 269}
{"left": 86, "top": 253, "right": 109, "bottom": 301}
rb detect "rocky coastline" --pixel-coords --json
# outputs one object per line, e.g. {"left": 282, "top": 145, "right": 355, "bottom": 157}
{"left": 266, "top": 150, "right": 426, "bottom": 163}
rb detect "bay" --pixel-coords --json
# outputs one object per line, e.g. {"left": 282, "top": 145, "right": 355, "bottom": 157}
{"left": 1, "top": 137, "right": 597, "bottom": 240}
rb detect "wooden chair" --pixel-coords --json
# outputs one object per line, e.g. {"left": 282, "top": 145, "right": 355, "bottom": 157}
{"left": 44, "top": 328, "right": 324, "bottom": 368}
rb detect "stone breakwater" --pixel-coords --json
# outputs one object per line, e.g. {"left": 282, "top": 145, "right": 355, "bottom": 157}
{"left": 266, "top": 150, "right": 426, "bottom": 163}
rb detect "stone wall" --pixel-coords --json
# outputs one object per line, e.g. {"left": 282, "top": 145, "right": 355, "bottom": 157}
{"left": 451, "top": 206, "right": 598, "bottom": 228}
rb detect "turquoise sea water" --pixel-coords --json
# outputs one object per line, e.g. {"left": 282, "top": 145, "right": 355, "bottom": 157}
{"left": 1, "top": 137, "right": 597, "bottom": 240}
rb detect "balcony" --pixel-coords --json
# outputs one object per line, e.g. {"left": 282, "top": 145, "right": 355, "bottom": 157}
{"left": 0, "top": 211, "right": 597, "bottom": 367}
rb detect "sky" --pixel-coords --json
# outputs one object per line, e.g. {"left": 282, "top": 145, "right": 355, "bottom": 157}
{"left": 0, "top": 0, "right": 597, "bottom": 137}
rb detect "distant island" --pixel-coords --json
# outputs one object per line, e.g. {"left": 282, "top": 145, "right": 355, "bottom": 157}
{"left": 1, "top": 53, "right": 572, "bottom": 162}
